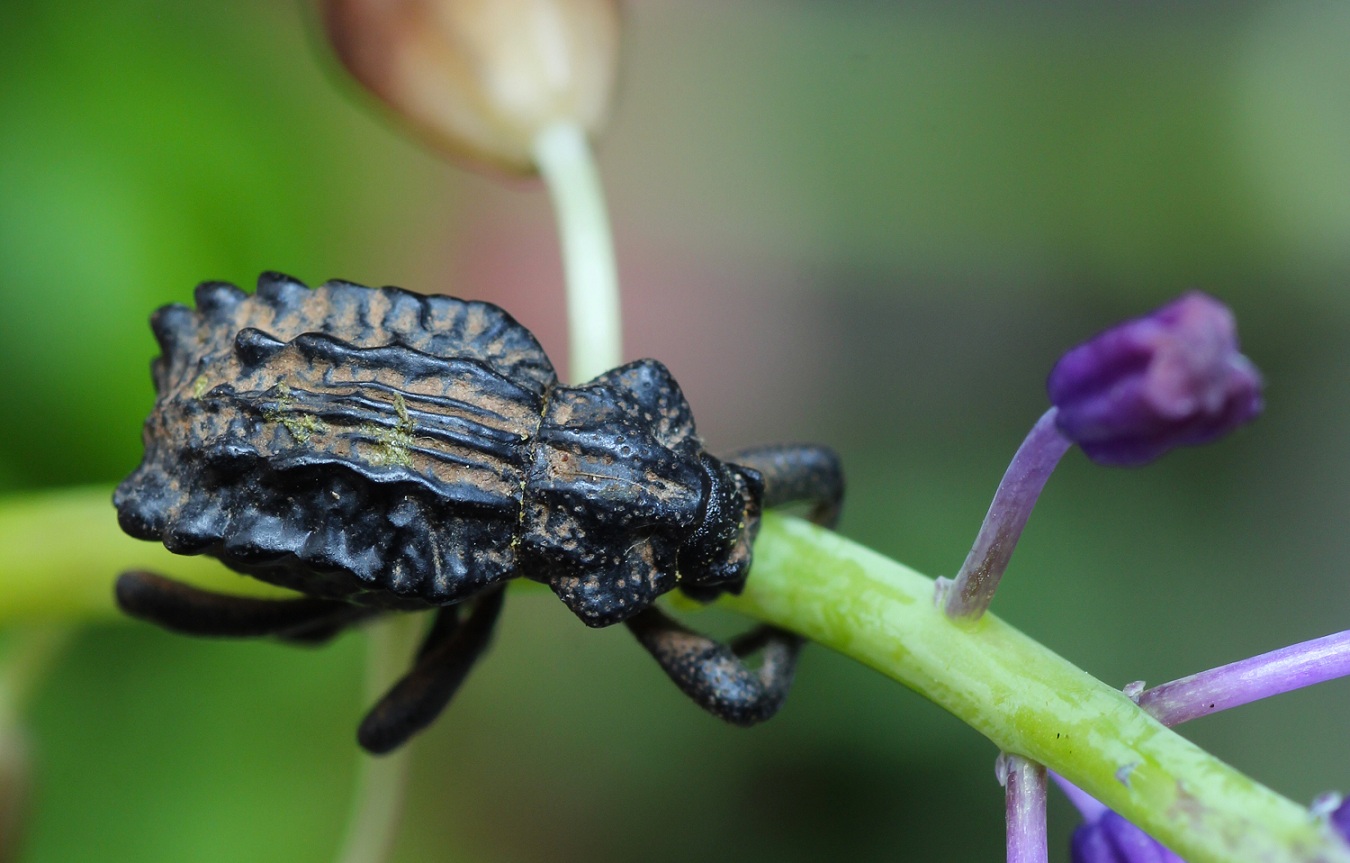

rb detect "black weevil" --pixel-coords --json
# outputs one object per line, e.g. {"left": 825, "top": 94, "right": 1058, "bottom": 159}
{"left": 114, "top": 273, "right": 843, "bottom": 753}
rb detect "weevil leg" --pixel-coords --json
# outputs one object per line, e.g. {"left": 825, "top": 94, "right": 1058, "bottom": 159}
{"left": 115, "top": 570, "right": 374, "bottom": 643}
{"left": 723, "top": 444, "right": 844, "bottom": 528}
{"left": 638, "top": 445, "right": 838, "bottom": 723}
{"left": 357, "top": 585, "right": 505, "bottom": 755}
{"left": 626, "top": 607, "right": 803, "bottom": 726}
{"left": 276, "top": 605, "right": 382, "bottom": 645}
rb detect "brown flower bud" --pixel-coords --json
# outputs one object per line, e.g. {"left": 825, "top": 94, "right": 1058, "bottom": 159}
{"left": 320, "top": 0, "right": 621, "bottom": 174}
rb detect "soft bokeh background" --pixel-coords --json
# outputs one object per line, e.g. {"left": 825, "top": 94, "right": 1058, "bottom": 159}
{"left": 3, "top": 1, "right": 1349, "bottom": 860}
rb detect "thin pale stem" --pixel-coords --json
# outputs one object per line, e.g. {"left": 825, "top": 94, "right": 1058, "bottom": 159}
{"left": 332, "top": 613, "right": 424, "bottom": 863}
{"left": 532, "top": 121, "right": 621, "bottom": 383}
{"left": 1137, "top": 629, "right": 1350, "bottom": 727}
{"left": 0, "top": 721, "right": 26, "bottom": 863}
{"left": 0, "top": 627, "right": 69, "bottom": 863}
{"left": 1001, "top": 754, "right": 1048, "bottom": 863}
{"left": 944, "top": 408, "right": 1072, "bottom": 620}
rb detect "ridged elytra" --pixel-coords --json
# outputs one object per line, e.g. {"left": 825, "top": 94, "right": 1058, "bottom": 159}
{"left": 115, "top": 273, "right": 844, "bottom": 753}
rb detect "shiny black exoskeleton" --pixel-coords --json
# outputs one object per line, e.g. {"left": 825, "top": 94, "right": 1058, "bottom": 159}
{"left": 114, "top": 273, "right": 843, "bottom": 753}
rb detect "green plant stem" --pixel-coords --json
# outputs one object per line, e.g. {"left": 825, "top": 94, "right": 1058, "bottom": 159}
{"left": 6, "top": 487, "right": 1347, "bottom": 862}
{"left": 332, "top": 614, "right": 423, "bottom": 863}
{"left": 532, "top": 121, "right": 622, "bottom": 383}
{"left": 716, "top": 514, "right": 1350, "bottom": 863}
{"left": 0, "top": 486, "right": 291, "bottom": 625}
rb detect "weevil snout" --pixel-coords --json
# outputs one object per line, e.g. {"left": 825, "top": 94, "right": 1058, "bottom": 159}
{"left": 675, "top": 455, "right": 763, "bottom": 593}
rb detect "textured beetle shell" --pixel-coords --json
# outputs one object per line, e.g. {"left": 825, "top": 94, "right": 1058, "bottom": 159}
{"left": 116, "top": 274, "right": 744, "bottom": 624}
{"left": 520, "top": 360, "right": 707, "bottom": 623}
{"left": 116, "top": 273, "right": 556, "bottom": 606}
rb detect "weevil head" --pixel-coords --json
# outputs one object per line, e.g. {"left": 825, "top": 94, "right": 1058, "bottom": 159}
{"left": 675, "top": 454, "right": 764, "bottom": 599}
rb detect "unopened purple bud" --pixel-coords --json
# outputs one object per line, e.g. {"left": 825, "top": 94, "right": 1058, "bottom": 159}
{"left": 1330, "top": 796, "right": 1350, "bottom": 845}
{"left": 1071, "top": 811, "right": 1185, "bottom": 863}
{"left": 1310, "top": 792, "right": 1350, "bottom": 850}
{"left": 1047, "top": 292, "right": 1263, "bottom": 466}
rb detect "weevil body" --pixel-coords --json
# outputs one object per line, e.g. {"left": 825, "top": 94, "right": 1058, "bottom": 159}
{"left": 115, "top": 273, "right": 843, "bottom": 753}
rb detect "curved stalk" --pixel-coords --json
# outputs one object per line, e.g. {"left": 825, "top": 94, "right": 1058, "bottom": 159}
{"left": 0, "top": 627, "right": 72, "bottom": 863}
{"left": 942, "top": 408, "right": 1071, "bottom": 621}
{"left": 532, "top": 121, "right": 621, "bottom": 383}
{"left": 719, "top": 514, "right": 1350, "bottom": 863}
{"left": 332, "top": 614, "right": 423, "bottom": 863}
{"left": 6, "top": 487, "right": 1349, "bottom": 862}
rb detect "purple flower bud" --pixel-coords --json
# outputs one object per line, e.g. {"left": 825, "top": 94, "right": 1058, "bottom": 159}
{"left": 1047, "top": 292, "right": 1263, "bottom": 466}
{"left": 1071, "top": 811, "right": 1185, "bottom": 863}
{"left": 1330, "top": 796, "right": 1350, "bottom": 845}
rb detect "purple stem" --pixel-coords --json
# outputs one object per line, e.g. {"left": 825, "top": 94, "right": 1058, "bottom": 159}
{"left": 1051, "top": 771, "right": 1108, "bottom": 823}
{"left": 1136, "top": 629, "right": 1350, "bottom": 727}
{"left": 1046, "top": 632, "right": 1350, "bottom": 850}
{"left": 945, "top": 409, "right": 1073, "bottom": 620}
{"left": 1001, "top": 753, "right": 1049, "bottom": 863}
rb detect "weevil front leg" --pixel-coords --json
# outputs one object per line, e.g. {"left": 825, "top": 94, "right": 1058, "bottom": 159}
{"left": 115, "top": 571, "right": 378, "bottom": 644}
{"left": 628, "top": 444, "right": 840, "bottom": 724}
{"left": 626, "top": 607, "right": 803, "bottom": 726}
{"left": 357, "top": 585, "right": 505, "bottom": 755}
{"left": 724, "top": 443, "right": 844, "bottom": 528}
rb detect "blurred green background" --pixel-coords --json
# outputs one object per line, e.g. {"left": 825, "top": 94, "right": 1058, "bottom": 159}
{"left": 3, "top": 1, "right": 1350, "bottom": 860}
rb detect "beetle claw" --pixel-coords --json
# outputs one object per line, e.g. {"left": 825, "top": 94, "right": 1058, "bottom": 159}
{"left": 625, "top": 606, "right": 802, "bottom": 727}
